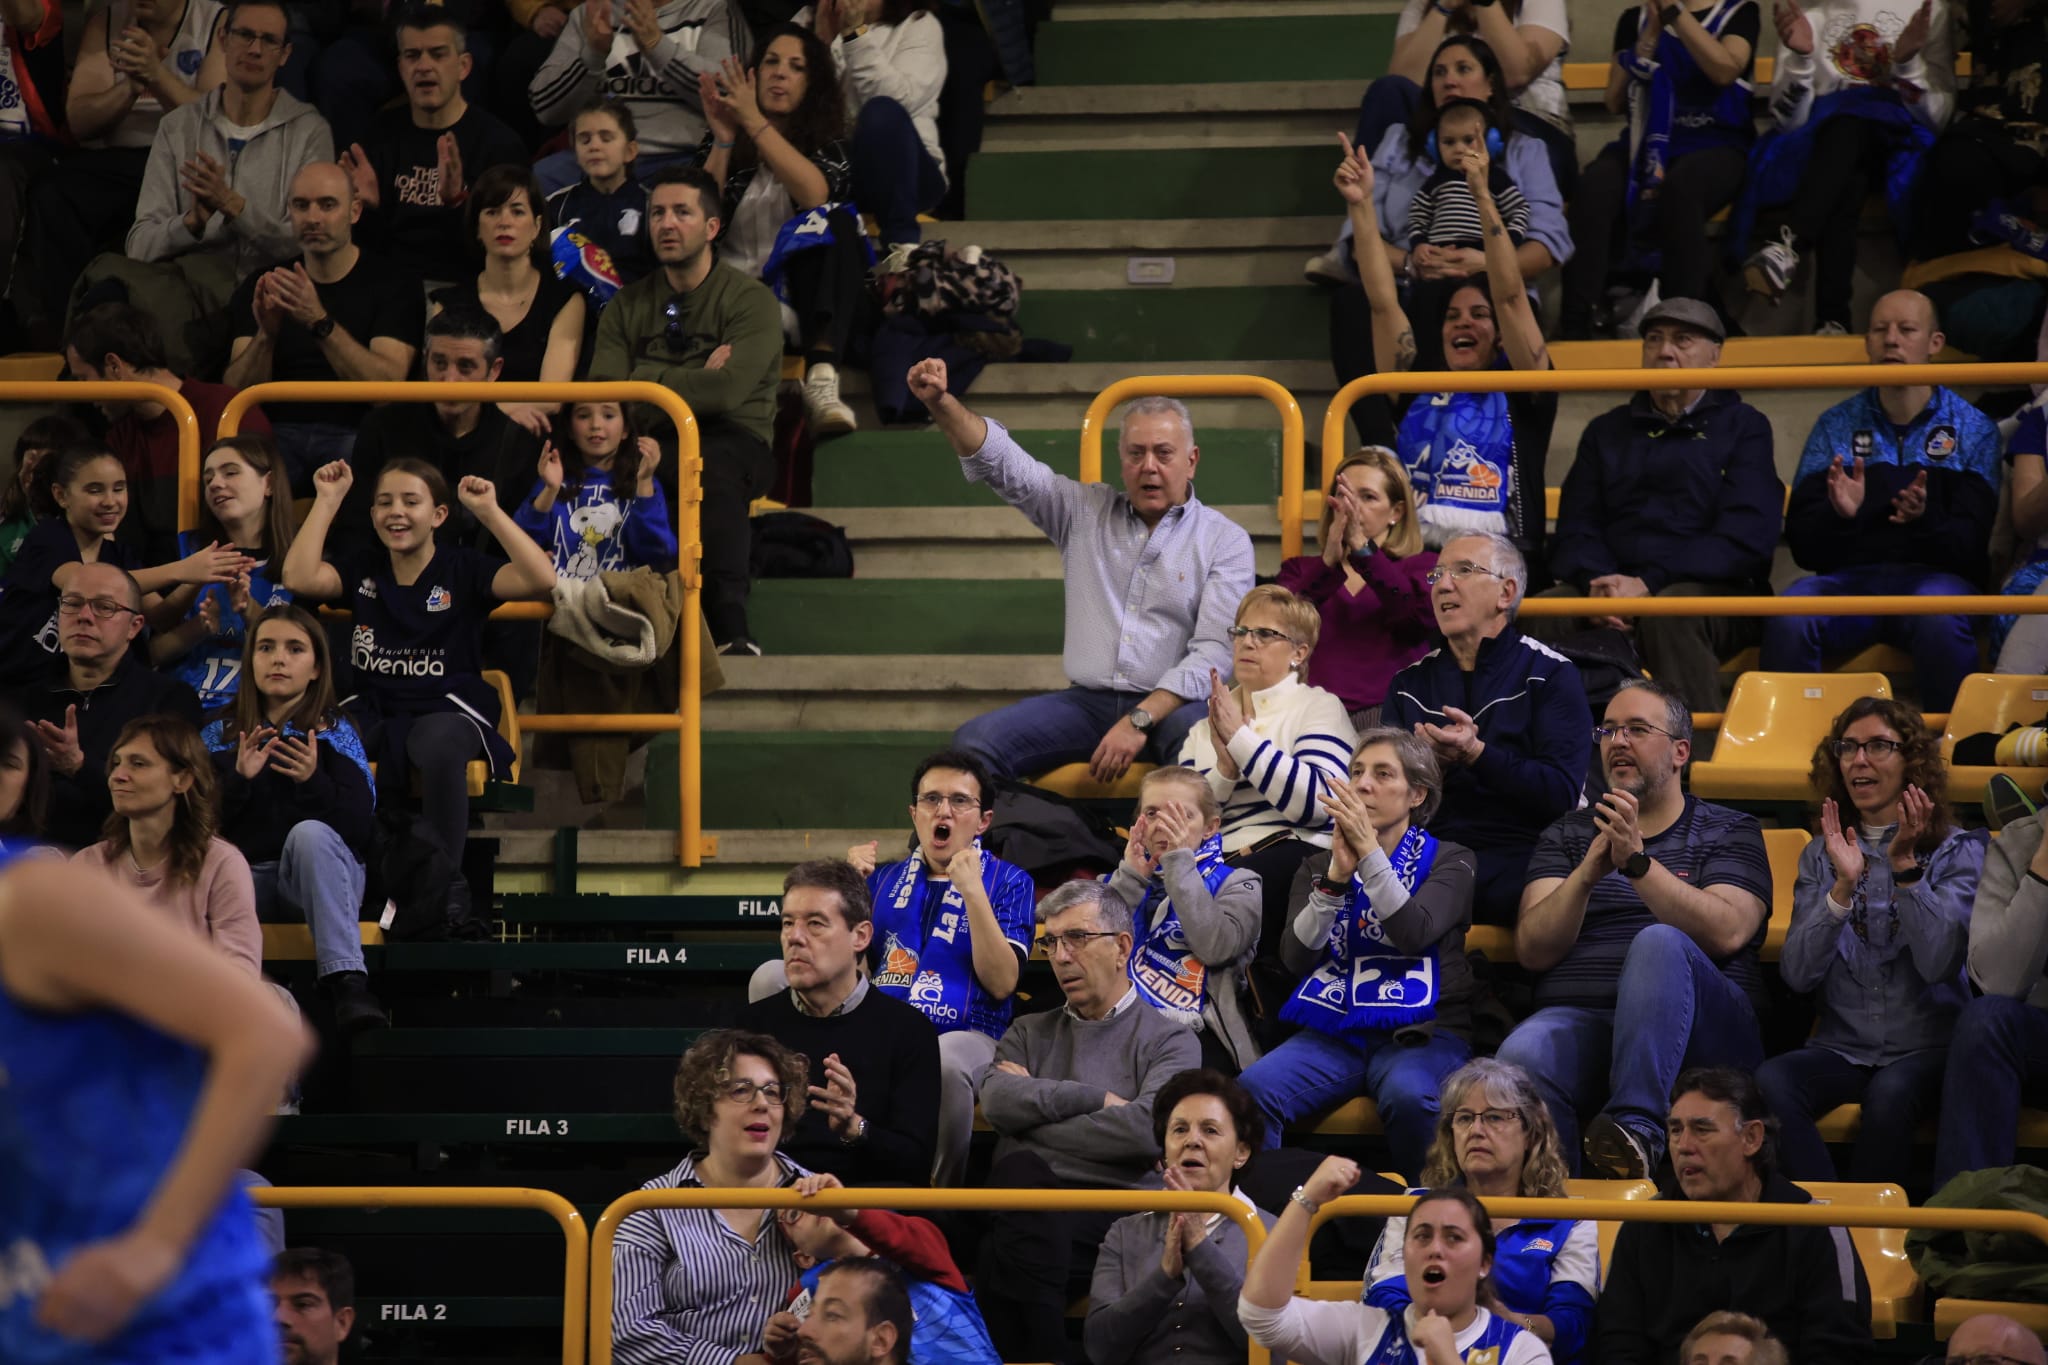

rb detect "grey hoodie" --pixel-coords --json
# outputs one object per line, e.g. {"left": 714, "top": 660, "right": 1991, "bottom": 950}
{"left": 127, "top": 85, "right": 334, "bottom": 276}
{"left": 528, "top": 0, "right": 747, "bottom": 156}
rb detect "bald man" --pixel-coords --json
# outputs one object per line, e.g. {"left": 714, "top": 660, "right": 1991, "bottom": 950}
{"left": 1948, "top": 1313, "right": 2048, "bottom": 1365}
{"left": 1760, "top": 290, "right": 2002, "bottom": 710}
{"left": 222, "top": 162, "right": 423, "bottom": 494}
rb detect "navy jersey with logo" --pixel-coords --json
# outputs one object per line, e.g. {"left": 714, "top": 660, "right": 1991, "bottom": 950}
{"left": 332, "top": 543, "right": 502, "bottom": 708}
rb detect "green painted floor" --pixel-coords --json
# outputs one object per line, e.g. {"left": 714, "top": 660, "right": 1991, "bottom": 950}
{"left": 750, "top": 582, "right": 1064, "bottom": 656}
{"left": 812, "top": 428, "right": 1285, "bottom": 506}
{"left": 1035, "top": 15, "right": 1392, "bottom": 85}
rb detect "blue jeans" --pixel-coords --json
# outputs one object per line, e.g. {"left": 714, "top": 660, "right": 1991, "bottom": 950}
{"left": 1238, "top": 1025, "right": 1470, "bottom": 1180}
{"left": 275, "top": 422, "right": 358, "bottom": 499}
{"left": 851, "top": 97, "right": 947, "bottom": 245}
{"left": 251, "top": 820, "right": 368, "bottom": 979}
{"left": 1757, "top": 1044, "right": 1947, "bottom": 1187}
{"left": 1935, "top": 995, "right": 2048, "bottom": 1186}
{"left": 953, "top": 686, "right": 1207, "bottom": 783}
{"left": 1495, "top": 925, "right": 1764, "bottom": 1169}
{"left": 1757, "top": 564, "right": 1980, "bottom": 711}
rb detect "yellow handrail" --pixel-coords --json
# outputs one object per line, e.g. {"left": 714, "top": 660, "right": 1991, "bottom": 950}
{"left": 1516, "top": 596, "right": 2048, "bottom": 617}
{"left": 250, "top": 1184, "right": 589, "bottom": 1365}
{"left": 1307, "top": 1192, "right": 2048, "bottom": 1242}
{"left": 217, "top": 382, "right": 711, "bottom": 869}
{"left": 588, "top": 1186, "right": 1273, "bottom": 1365}
{"left": 0, "top": 382, "right": 202, "bottom": 529}
{"left": 1079, "top": 375, "right": 1307, "bottom": 559}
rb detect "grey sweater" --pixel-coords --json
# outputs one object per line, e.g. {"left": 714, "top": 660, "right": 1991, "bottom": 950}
{"left": 1107, "top": 850, "right": 1263, "bottom": 1070}
{"left": 1969, "top": 811, "right": 2048, "bottom": 1007}
{"left": 1085, "top": 1202, "right": 1278, "bottom": 1365}
{"left": 979, "top": 994, "right": 1202, "bottom": 1188}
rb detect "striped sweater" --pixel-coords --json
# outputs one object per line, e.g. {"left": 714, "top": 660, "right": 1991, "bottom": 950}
{"left": 1178, "top": 672, "right": 1355, "bottom": 855}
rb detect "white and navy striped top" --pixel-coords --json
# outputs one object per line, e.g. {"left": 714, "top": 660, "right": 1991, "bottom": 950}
{"left": 611, "top": 1152, "right": 812, "bottom": 1365}
{"left": 1179, "top": 672, "right": 1356, "bottom": 855}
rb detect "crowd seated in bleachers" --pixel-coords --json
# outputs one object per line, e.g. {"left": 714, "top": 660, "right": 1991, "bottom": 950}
{"left": 272, "top": 1246, "right": 357, "bottom": 1365}
{"left": 0, "top": 415, "right": 86, "bottom": 576}
{"left": 545, "top": 99, "right": 657, "bottom": 310}
{"left": 431, "top": 164, "right": 587, "bottom": 388}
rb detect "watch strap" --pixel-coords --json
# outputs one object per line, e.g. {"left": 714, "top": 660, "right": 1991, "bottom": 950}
{"left": 1129, "top": 706, "right": 1155, "bottom": 733}
{"left": 1289, "top": 1185, "right": 1321, "bottom": 1215}
{"left": 1622, "top": 850, "right": 1652, "bottom": 880}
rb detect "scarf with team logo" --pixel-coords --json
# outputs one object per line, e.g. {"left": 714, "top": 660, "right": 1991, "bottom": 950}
{"left": 1396, "top": 384, "right": 1516, "bottom": 547}
{"left": 869, "top": 838, "right": 985, "bottom": 1032}
{"left": 1280, "top": 826, "right": 1441, "bottom": 1037}
{"left": 1122, "top": 835, "right": 1236, "bottom": 1028}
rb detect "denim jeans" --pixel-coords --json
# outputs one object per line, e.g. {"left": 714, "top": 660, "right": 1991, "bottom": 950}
{"left": 953, "top": 686, "right": 1207, "bottom": 783}
{"left": 1495, "top": 925, "right": 1763, "bottom": 1169}
{"left": 1935, "top": 995, "right": 2048, "bottom": 1186}
{"left": 1237, "top": 1025, "right": 1471, "bottom": 1180}
{"left": 1757, "top": 1044, "right": 1947, "bottom": 1187}
{"left": 251, "top": 820, "right": 368, "bottom": 979}
{"left": 273, "top": 422, "right": 358, "bottom": 499}
{"left": 1757, "top": 564, "right": 1980, "bottom": 711}
{"left": 850, "top": 97, "right": 947, "bottom": 245}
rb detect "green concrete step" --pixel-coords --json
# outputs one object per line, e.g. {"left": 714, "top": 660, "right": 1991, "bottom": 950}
{"left": 705, "top": 728, "right": 956, "bottom": 826}
{"left": 750, "top": 581, "right": 1062, "bottom": 656}
{"left": 811, "top": 429, "right": 1284, "bottom": 508}
{"left": 1019, "top": 286, "right": 1325, "bottom": 363}
{"left": 354, "top": 1027, "right": 703, "bottom": 1057}
{"left": 967, "top": 146, "right": 1330, "bottom": 220}
{"left": 1036, "top": 15, "right": 1392, "bottom": 84}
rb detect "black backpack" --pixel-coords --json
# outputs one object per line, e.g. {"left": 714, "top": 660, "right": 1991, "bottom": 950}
{"left": 364, "top": 806, "right": 486, "bottom": 942}
{"left": 750, "top": 510, "right": 854, "bottom": 579}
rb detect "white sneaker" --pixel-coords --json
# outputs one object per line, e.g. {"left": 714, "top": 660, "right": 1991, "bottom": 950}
{"left": 1744, "top": 226, "right": 1801, "bottom": 301}
{"left": 803, "top": 362, "right": 857, "bottom": 438}
{"left": 1814, "top": 320, "right": 1849, "bottom": 336}
{"left": 1304, "top": 245, "right": 1354, "bottom": 286}
{"left": 875, "top": 241, "right": 917, "bottom": 276}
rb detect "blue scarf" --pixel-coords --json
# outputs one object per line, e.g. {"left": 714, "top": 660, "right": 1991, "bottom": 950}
{"left": 1364, "top": 1306, "right": 1526, "bottom": 1364}
{"left": 1280, "top": 827, "right": 1442, "bottom": 1038}
{"left": 1728, "top": 85, "right": 1934, "bottom": 264}
{"left": 1396, "top": 387, "right": 1516, "bottom": 547}
{"left": 870, "top": 839, "right": 988, "bottom": 1034}
{"left": 1123, "top": 834, "right": 1236, "bottom": 1028}
{"left": 1620, "top": 1, "right": 1754, "bottom": 234}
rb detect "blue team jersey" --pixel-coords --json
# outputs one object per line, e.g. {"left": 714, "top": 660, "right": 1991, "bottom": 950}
{"left": 0, "top": 868, "right": 275, "bottom": 1362}
{"left": 168, "top": 531, "right": 294, "bottom": 710}
{"left": 793, "top": 1257, "right": 1001, "bottom": 1365}
{"left": 1792, "top": 385, "right": 2002, "bottom": 490}
{"left": 866, "top": 848, "right": 1036, "bottom": 1040}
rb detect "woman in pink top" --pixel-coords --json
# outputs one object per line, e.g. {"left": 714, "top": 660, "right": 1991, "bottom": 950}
{"left": 71, "top": 715, "right": 259, "bottom": 977}
{"left": 1276, "top": 450, "right": 1439, "bottom": 730}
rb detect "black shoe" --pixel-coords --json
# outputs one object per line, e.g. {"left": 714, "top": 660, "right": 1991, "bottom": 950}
{"left": 322, "top": 970, "right": 388, "bottom": 1034}
{"left": 1987, "top": 773, "right": 2040, "bottom": 833}
{"left": 1583, "top": 1114, "right": 1655, "bottom": 1180}
{"left": 716, "top": 636, "right": 764, "bottom": 657}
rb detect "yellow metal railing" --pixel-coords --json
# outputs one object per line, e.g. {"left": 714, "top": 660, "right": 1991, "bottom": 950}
{"left": 250, "top": 1184, "right": 589, "bottom": 1365}
{"left": 0, "top": 381, "right": 202, "bottom": 527}
{"left": 1080, "top": 375, "right": 1307, "bottom": 559}
{"left": 216, "top": 382, "right": 713, "bottom": 868}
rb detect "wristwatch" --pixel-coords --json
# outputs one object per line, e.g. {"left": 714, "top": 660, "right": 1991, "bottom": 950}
{"left": 309, "top": 314, "right": 335, "bottom": 340}
{"left": 1128, "top": 707, "right": 1156, "bottom": 734}
{"left": 839, "top": 1114, "right": 868, "bottom": 1145}
{"left": 1894, "top": 861, "right": 1928, "bottom": 887}
{"left": 1621, "top": 850, "right": 1653, "bottom": 880}
{"left": 1289, "top": 1185, "right": 1321, "bottom": 1215}
{"left": 1314, "top": 873, "right": 1350, "bottom": 897}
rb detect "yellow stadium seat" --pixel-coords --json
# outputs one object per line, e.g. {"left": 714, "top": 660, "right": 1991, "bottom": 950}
{"left": 1814, "top": 1105, "right": 2048, "bottom": 1147}
{"left": 1762, "top": 828, "right": 1811, "bottom": 960}
{"left": 780, "top": 355, "right": 806, "bottom": 383}
{"left": 1690, "top": 673, "right": 1892, "bottom": 803}
{"left": 1942, "top": 673, "right": 2048, "bottom": 801}
{"left": 1839, "top": 644, "right": 1917, "bottom": 675}
{"left": 469, "top": 669, "right": 522, "bottom": 796}
{"left": 1465, "top": 924, "right": 1514, "bottom": 965}
{"left": 1935, "top": 1298, "right": 2048, "bottom": 1341}
{"left": 261, "top": 922, "right": 385, "bottom": 960}
{"left": 1305, "top": 1097, "right": 1382, "bottom": 1136}
{"left": 1025, "top": 762, "right": 1155, "bottom": 803}
{"left": 1565, "top": 1177, "right": 1659, "bottom": 1281}
{"left": 1796, "top": 1182, "right": 1919, "bottom": 1336}
{"left": 0, "top": 352, "right": 63, "bottom": 382}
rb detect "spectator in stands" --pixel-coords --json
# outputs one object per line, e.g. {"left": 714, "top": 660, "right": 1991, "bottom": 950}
{"left": 1365, "top": 1059, "right": 1599, "bottom": 1363}
{"left": 975, "top": 879, "right": 1202, "bottom": 1363}
{"left": 336, "top": 7, "right": 526, "bottom": 288}
{"left": 530, "top": 0, "right": 747, "bottom": 194}
{"left": 0, "top": 701, "right": 52, "bottom": 845}
{"left": 1536, "top": 298, "right": 1782, "bottom": 713}
{"left": 1560, "top": 2, "right": 1758, "bottom": 340}
{"left": 72, "top": 714, "right": 258, "bottom": 976}
{"left": 1945, "top": 1313, "right": 2048, "bottom": 1365}
{"left": 432, "top": 165, "right": 587, "bottom": 390}
{"left": 700, "top": 26, "right": 867, "bottom": 437}
{"left": 739, "top": 858, "right": 942, "bottom": 1186}
{"left": 152, "top": 435, "right": 297, "bottom": 712}
{"left": 1911, "top": 0, "right": 2048, "bottom": 263}
{"left": 1501, "top": 680, "right": 1771, "bottom": 1176}
{"left": 1739, "top": 0, "right": 1958, "bottom": 334}
{"left": 1107, "top": 766, "right": 1263, "bottom": 1072}
{"left": 1933, "top": 798, "right": 2048, "bottom": 1184}
{"left": 516, "top": 402, "right": 677, "bottom": 576}
{"left": 912, "top": 360, "right": 1255, "bottom": 787}
{"left": 1381, "top": 532, "right": 1590, "bottom": 927}
{"left": 284, "top": 459, "right": 555, "bottom": 899}
{"left": 588, "top": 165, "right": 782, "bottom": 658}
{"left": 0, "top": 0, "right": 63, "bottom": 348}
{"left": 547, "top": 101, "right": 656, "bottom": 312}
{"left": 1759, "top": 290, "right": 2001, "bottom": 711}
{"left": 1085, "top": 1069, "right": 1276, "bottom": 1365}
{"left": 0, "top": 415, "right": 90, "bottom": 575}
{"left": 497, "top": 1, "right": 577, "bottom": 149}
{"left": 613, "top": 1027, "right": 813, "bottom": 1365}
{"left": 817, "top": 0, "right": 948, "bottom": 262}
{"left": 783, "top": 1256, "right": 920, "bottom": 1365}
{"left": 1242, "top": 1172, "right": 1552, "bottom": 1364}
{"left": 771, "top": 1172, "right": 1000, "bottom": 1363}
{"left": 1237, "top": 727, "right": 1476, "bottom": 1177}
{"left": 1381, "top": 0, "right": 1574, "bottom": 191}
{"left": 1759, "top": 697, "right": 1978, "bottom": 1185}
{"left": 64, "top": 303, "right": 274, "bottom": 567}
{"left": 1595, "top": 1066, "right": 1873, "bottom": 1362}
{"left": 273, "top": 1246, "right": 356, "bottom": 1365}
{"left": 203, "top": 603, "right": 382, "bottom": 1032}
{"left": 114, "top": 0, "right": 330, "bottom": 339}
{"left": 1679, "top": 1311, "right": 1791, "bottom": 1365}
{"left": 1275, "top": 450, "right": 1437, "bottom": 730}
{"left": 1178, "top": 584, "right": 1353, "bottom": 970}
{"left": 223, "top": 161, "right": 422, "bottom": 495}
{"left": 841, "top": 749, "right": 1034, "bottom": 1187}
{"left": 1408, "top": 99, "right": 1531, "bottom": 254}
{"left": 1995, "top": 404, "right": 2048, "bottom": 671}
{"left": 1337, "top": 132, "right": 1557, "bottom": 567}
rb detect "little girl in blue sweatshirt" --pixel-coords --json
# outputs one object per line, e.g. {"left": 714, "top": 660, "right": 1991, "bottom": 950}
{"left": 514, "top": 401, "right": 678, "bottom": 578}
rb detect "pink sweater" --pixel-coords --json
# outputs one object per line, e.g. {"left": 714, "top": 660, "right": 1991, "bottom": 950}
{"left": 72, "top": 836, "right": 261, "bottom": 978}
{"left": 1275, "top": 547, "right": 1440, "bottom": 712}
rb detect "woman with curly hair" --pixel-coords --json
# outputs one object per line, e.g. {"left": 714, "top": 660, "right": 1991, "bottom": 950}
{"left": 1361, "top": 1058, "right": 1598, "bottom": 1364}
{"left": 1757, "top": 696, "right": 1981, "bottom": 1189}
{"left": 613, "top": 1028, "right": 815, "bottom": 1365}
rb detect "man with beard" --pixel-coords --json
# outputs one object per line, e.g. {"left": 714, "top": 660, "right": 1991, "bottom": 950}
{"left": 272, "top": 1248, "right": 356, "bottom": 1365}
{"left": 1499, "top": 679, "right": 1773, "bottom": 1180}
{"left": 776, "top": 1258, "right": 914, "bottom": 1365}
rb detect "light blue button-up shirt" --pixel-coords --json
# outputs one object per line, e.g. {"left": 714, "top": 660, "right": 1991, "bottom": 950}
{"left": 961, "top": 419, "right": 1254, "bottom": 701}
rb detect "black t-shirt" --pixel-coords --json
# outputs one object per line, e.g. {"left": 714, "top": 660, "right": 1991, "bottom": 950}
{"left": 228, "top": 249, "right": 424, "bottom": 426}
{"left": 429, "top": 271, "right": 582, "bottom": 384}
{"left": 339, "top": 404, "right": 539, "bottom": 561}
{"left": 363, "top": 103, "right": 531, "bottom": 285}
{"left": 0, "top": 521, "right": 143, "bottom": 690}
{"left": 1609, "top": 2, "right": 1760, "bottom": 55}
{"left": 330, "top": 542, "right": 502, "bottom": 708}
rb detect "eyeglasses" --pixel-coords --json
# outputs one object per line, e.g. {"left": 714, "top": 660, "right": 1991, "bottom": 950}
{"left": 914, "top": 793, "right": 981, "bottom": 813}
{"left": 1423, "top": 563, "right": 1503, "bottom": 587}
{"left": 1832, "top": 737, "right": 1904, "bottom": 759}
{"left": 57, "top": 594, "right": 137, "bottom": 621}
{"left": 1449, "top": 1108, "right": 1522, "bottom": 1132}
{"left": 719, "top": 1079, "right": 786, "bottom": 1106}
{"left": 1035, "top": 929, "right": 1121, "bottom": 957}
{"left": 1226, "top": 625, "right": 1296, "bottom": 646}
{"left": 223, "top": 25, "right": 286, "bottom": 49}
{"left": 1593, "top": 721, "right": 1679, "bottom": 744}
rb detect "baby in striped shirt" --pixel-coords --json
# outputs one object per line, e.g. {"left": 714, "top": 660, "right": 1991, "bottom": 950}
{"left": 1406, "top": 98, "right": 1530, "bottom": 253}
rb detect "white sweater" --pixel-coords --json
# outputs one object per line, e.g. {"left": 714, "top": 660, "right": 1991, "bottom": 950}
{"left": 831, "top": 11, "right": 948, "bottom": 187}
{"left": 1178, "top": 672, "right": 1354, "bottom": 855}
{"left": 1770, "top": 0, "right": 1956, "bottom": 133}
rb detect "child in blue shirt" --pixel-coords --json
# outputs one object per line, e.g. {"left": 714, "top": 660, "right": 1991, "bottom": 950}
{"left": 514, "top": 401, "right": 678, "bottom": 578}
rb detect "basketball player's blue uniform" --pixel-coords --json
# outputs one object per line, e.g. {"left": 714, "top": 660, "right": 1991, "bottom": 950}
{"left": 0, "top": 945, "right": 276, "bottom": 1362}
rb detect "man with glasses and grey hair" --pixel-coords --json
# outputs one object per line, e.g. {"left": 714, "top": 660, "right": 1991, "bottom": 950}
{"left": 1382, "top": 530, "right": 1590, "bottom": 927}
{"left": 974, "top": 878, "right": 1201, "bottom": 1364}
{"left": 907, "top": 358, "right": 1254, "bottom": 789}
{"left": 1502, "top": 679, "right": 1772, "bottom": 1181}
{"left": 1941, "top": 1312, "right": 2048, "bottom": 1365}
